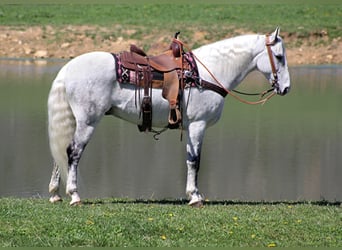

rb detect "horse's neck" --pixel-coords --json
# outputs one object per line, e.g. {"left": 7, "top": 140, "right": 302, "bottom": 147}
{"left": 193, "top": 34, "right": 264, "bottom": 90}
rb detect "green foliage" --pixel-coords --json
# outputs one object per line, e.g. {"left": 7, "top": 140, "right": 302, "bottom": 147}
{"left": 0, "top": 198, "right": 341, "bottom": 247}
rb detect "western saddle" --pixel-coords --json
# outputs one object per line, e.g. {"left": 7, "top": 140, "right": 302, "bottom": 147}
{"left": 119, "top": 35, "right": 188, "bottom": 132}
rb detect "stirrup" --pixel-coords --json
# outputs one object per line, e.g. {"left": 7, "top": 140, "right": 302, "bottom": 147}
{"left": 138, "top": 96, "right": 152, "bottom": 132}
{"left": 168, "top": 108, "right": 181, "bottom": 129}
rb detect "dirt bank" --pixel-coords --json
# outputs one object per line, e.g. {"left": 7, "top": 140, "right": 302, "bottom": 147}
{"left": 0, "top": 25, "right": 341, "bottom": 66}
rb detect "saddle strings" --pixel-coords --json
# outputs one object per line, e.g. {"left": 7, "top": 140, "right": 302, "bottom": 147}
{"left": 175, "top": 38, "right": 276, "bottom": 105}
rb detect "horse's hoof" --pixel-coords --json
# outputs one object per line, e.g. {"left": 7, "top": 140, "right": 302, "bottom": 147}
{"left": 190, "top": 200, "right": 203, "bottom": 208}
{"left": 70, "top": 200, "right": 82, "bottom": 206}
{"left": 188, "top": 199, "right": 204, "bottom": 208}
{"left": 69, "top": 192, "right": 81, "bottom": 206}
{"left": 49, "top": 195, "right": 62, "bottom": 203}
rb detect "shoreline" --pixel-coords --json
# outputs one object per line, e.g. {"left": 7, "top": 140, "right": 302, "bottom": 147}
{"left": 0, "top": 25, "right": 341, "bottom": 66}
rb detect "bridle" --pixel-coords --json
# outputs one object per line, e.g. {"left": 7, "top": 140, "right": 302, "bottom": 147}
{"left": 229, "top": 34, "right": 280, "bottom": 98}
{"left": 181, "top": 34, "right": 280, "bottom": 105}
{"left": 265, "top": 34, "right": 279, "bottom": 92}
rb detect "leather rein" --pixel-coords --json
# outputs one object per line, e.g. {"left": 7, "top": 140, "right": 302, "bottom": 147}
{"left": 181, "top": 34, "right": 279, "bottom": 105}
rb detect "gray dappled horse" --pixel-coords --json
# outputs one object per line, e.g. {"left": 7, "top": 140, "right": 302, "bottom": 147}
{"left": 48, "top": 28, "right": 290, "bottom": 206}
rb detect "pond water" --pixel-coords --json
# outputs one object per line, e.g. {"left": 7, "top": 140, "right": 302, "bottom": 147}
{"left": 0, "top": 59, "right": 341, "bottom": 202}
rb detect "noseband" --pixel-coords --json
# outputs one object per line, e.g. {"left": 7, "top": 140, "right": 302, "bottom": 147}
{"left": 265, "top": 35, "right": 279, "bottom": 90}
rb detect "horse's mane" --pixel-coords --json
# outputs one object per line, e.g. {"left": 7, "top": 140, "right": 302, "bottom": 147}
{"left": 193, "top": 34, "right": 263, "bottom": 86}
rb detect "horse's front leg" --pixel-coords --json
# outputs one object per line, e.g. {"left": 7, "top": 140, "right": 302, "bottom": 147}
{"left": 186, "top": 121, "right": 206, "bottom": 207}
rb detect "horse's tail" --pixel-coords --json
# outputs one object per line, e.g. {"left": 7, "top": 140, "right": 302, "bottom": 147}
{"left": 47, "top": 65, "right": 75, "bottom": 182}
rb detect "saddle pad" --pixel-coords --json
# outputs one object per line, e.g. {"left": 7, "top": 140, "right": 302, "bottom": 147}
{"left": 113, "top": 52, "right": 199, "bottom": 87}
{"left": 113, "top": 53, "right": 163, "bottom": 87}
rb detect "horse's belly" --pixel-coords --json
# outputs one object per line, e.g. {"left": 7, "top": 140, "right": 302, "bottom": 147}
{"left": 111, "top": 85, "right": 170, "bottom": 128}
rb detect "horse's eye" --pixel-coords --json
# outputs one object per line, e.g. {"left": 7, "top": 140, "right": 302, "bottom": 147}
{"left": 275, "top": 55, "right": 283, "bottom": 61}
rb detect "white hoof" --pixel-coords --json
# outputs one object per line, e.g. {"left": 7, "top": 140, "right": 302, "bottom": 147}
{"left": 188, "top": 193, "right": 204, "bottom": 207}
{"left": 70, "top": 200, "right": 82, "bottom": 206}
{"left": 49, "top": 195, "right": 62, "bottom": 203}
{"left": 189, "top": 200, "right": 204, "bottom": 208}
{"left": 69, "top": 192, "right": 81, "bottom": 206}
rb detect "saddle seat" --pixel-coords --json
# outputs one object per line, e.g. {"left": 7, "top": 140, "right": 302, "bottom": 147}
{"left": 121, "top": 45, "right": 182, "bottom": 73}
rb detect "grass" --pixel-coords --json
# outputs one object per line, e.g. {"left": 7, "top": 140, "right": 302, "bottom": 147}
{"left": 0, "top": 198, "right": 341, "bottom": 247}
{"left": 0, "top": 3, "right": 340, "bottom": 43}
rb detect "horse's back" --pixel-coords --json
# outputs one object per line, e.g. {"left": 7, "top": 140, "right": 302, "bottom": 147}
{"left": 62, "top": 51, "right": 116, "bottom": 89}
{"left": 64, "top": 51, "right": 116, "bottom": 79}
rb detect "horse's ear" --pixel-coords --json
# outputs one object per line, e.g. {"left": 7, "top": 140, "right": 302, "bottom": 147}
{"left": 270, "top": 27, "right": 280, "bottom": 43}
{"left": 274, "top": 27, "right": 280, "bottom": 37}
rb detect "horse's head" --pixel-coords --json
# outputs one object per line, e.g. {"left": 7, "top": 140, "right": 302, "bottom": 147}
{"left": 256, "top": 27, "right": 291, "bottom": 96}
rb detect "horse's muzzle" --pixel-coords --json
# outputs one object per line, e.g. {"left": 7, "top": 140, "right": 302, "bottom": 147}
{"left": 278, "top": 86, "right": 290, "bottom": 96}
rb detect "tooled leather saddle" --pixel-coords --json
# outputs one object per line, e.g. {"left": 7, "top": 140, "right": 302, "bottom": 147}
{"left": 115, "top": 36, "right": 192, "bottom": 132}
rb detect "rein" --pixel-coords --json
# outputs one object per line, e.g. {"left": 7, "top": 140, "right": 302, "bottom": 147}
{"left": 177, "top": 35, "right": 277, "bottom": 105}
{"left": 232, "top": 88, "right": 275, "bottom": 97}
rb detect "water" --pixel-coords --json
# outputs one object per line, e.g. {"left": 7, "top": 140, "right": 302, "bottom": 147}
{"left": 0, "top": 59, "right": 341, "bottom": 202}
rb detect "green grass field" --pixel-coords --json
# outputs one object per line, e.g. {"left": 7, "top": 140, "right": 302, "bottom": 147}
{"left": 0, "top": 198, "right": 341, "bottom": 247}
{"left": 0, "top": 3, "right": 341, "bottom": 42}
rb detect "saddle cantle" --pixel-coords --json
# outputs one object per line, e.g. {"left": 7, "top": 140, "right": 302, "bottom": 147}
{"left": 117, "top": 38, "right": 187, "bottom": 132}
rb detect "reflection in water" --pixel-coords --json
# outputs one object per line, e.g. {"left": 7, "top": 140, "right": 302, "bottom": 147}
{"left": 0, "top": 60, "right": 341, "bottom": 201}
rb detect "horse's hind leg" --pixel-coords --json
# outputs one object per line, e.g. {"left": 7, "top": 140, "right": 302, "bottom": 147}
{"left": 49, "top": 162, "right": 62, "bottom": 203}
{"left": 66, "top": 121, "right": 96, "bottom": 205}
